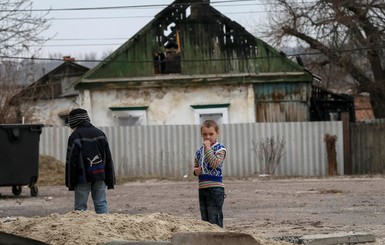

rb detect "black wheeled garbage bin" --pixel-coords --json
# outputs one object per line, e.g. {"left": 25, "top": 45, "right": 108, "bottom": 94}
{"left": 0, "top": 124, "right": 44, "bottom": 197}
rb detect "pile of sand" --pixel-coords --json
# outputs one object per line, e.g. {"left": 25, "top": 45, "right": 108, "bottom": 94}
{"left": 0, "top": 211, "right": 220, "bottom": 244}
{"left": 0, "top": 211, "right": 287, "bottom": 245}
{"left": 21, "top": 156, "right": 289, "bottom": 245}
{"left": 38, "top": 155, "right": 65, "bottom": 186}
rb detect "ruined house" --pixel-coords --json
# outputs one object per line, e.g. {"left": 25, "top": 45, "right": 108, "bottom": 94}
{"left": 310, "top": 85, "right": 375, "bottom": 122}
{"left": 11, "top": 56, "right": 89, "bottom": 125}
{"left": 71, "top": 0, "right": 315, "bottom": 126}
{"left": 13, "top": 0, "right": 320, "bottom": 126}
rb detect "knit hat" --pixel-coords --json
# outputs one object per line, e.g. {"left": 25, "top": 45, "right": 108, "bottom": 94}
{"left": 68, "top": 108, "right": 90, "bottom": 129}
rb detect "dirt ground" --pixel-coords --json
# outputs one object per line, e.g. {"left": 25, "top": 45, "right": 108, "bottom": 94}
{"left": 1, "top": 176, "right": 385, "bottom": 244}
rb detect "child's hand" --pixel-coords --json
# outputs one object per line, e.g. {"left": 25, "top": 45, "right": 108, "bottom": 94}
{"left": 203, "top": 140, "right": 211, "bottom": 150}
{"left": 194, "top": 166, "right": 202, "bottom": 176}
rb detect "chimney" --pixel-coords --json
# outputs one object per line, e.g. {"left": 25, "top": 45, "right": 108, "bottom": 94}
{"left": 63, "top": 56, "right": 75, "bottom": 62}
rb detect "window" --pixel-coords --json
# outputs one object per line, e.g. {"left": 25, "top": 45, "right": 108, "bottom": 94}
{"left": 200, "top": 113, "right": 223, "bottom": 123}
{"left": 117, "top": 116, "right": 141, "bottom": 126}
{"left": 191, "top": 104, "right": 230, "bottom": 125}
{"left": 153, "top": 50, "right": 181, "bottom": 74}
{"left": 109, "top": 107, "right": 148, "bottom": 126}
{"left": 59, "top": 115, "right": 69, "bottom": 126}
{"left": 153, "top": 23, "right": 181, "bottom": 74}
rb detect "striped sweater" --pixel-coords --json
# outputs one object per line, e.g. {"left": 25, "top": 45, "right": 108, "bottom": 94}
{"left": 194, "top": 142, "right": 227, "bottom": 189}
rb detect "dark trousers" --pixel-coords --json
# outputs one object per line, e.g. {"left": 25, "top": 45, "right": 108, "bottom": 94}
{"left": 199, "top": 187, "right": 225, "bottom": 227}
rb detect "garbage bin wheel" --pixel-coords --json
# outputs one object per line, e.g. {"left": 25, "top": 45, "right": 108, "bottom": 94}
{"left": 30, "top": 185, "right": 38, "bottom": 197}
{"left": 12, "top": 186, "right": 22, "bottom": 196}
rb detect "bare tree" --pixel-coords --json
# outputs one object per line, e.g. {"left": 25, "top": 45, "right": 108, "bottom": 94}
{"left": 262, "top": 0, "right": 385, "bottom": 118}
{"left": 0, "top": 0, "right": 50, "bottom": 123}
{"left": 253, "top": 136, "right": 286, "bottom": 175}
{"left": 0, "top": 0, "right": 50, "bottom": 58}
{"left": 0, "top": 61, "right": 23, "bottom": 123}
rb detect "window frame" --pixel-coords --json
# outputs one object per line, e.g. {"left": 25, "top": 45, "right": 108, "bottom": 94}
{"left": 109, "top": 106, "right": 148, "bottom": 126}
{"left": 191, "top": 104, "right": 230, "bottom": 125}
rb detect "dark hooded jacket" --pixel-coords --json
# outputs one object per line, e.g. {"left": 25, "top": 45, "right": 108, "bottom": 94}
{"left": 65, "top": 121, "right": 115, "bottom": 191}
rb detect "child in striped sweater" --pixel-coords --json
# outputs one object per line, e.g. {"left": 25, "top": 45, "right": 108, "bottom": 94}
{"left": 193, "top": 120, "right": 227, "bottom": 227}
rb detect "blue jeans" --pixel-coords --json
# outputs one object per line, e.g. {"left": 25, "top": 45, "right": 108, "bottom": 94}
{"left": 199, "top": 187, "right": 225, "bottom": 227}
{"left": 74, "top": 180, "right": 108, "bottom": 214}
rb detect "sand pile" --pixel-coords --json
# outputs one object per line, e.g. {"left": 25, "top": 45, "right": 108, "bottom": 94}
{"left": 11, "top": 155, "right": 289, "bottom": 245}
{"left": 0, "top": 211, "right": 222, "bottom": 244}
{"left": 0, "top": 211, "right": 288, "bottom": 245}
{"left": 38, "top": 155, "right": 65, "bottom": 186}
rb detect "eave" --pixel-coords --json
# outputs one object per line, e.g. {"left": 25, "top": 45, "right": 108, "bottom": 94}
{"left": 77, "top": 72, "right": 312, "bottom": 90}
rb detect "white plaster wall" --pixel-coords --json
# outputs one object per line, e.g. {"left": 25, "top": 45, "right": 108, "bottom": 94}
{"left": 81, "top": 83, "right": 256, "bottom": 126}
{"left": 20, "top": 97, "right": 79, "bottom": 126}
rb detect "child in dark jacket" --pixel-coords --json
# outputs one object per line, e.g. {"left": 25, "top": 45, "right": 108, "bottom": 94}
{"left": 193, "top": 120, "right": 227, "bottom": 227}
{"left": 65, "top": 108, "right": 115, "bottom": 214}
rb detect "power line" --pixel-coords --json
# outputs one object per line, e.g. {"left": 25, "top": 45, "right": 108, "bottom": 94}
{"left": 49, "top": 38, "right": 128, "bottom": 41}
{"left": 42, "top": 43, "right": 121, "bottom": 47}
{"left": 27, "top": 0, "right": 317, "bottom": 12}
{"left": 1, "top": 46, "right": 382, "bottom": 63}
{"left": 0, "top": 0, "right": 355, "bottom": 57}
{"left": 32, "top": 8, "right": 267, "bottom": 46}
{"left": 40, "top": 12, "right": 267, "bottom": 46}
{"left": 53, "top": 16, "right": 157, "bottom": 21}
{"left": 38, "top": 29, "right": 265, "bottom": 45}
{"left": 51, "top": 10, "right": 269, "bottom": 21}
{"left": 3, "top": 0, "right": 265, "bottom": 12}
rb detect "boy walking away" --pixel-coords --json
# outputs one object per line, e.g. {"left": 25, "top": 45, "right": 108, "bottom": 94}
{"left": 193, "top": 120, "right": 227, "bottom": 227}
{"left": 65, "top": 108, "right": 116, "bottom": 214}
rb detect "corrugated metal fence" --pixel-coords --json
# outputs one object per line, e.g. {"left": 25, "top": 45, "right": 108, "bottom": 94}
{"left": 39, "top": 122, "right": 343, "bottom": 177}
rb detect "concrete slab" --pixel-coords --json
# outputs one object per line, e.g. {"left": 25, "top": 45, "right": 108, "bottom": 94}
{"left": 101, "top": 241, "right": 171, "bottom": 245}
{"left": 0, "top": 231, "right": 48, "bottom": 245}
{"left": 171, "top": 232, "right": 262, "bottom": 245}
{"left": 300, "top": 232, "right": 376, "bottom": 245}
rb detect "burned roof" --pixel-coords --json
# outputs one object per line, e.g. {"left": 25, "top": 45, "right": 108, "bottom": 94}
{"left": 82, "top": 0, "right": 308, "bottom": 81}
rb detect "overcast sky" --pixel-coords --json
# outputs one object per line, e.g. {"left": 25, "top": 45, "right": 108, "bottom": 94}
{"left": 31, "top": 0, "right": 267, "bottom": 59}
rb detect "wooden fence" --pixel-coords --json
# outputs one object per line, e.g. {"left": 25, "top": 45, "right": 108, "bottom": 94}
{"left": 350, "top": 121, "right": 385, "bottom": 174}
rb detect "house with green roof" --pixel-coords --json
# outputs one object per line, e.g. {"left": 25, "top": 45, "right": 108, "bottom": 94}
{"left": 73, "top": 0, "right": 314, "bottom": 126}
{"left": 9, "top": 57, "right": 89, "bottom": 125}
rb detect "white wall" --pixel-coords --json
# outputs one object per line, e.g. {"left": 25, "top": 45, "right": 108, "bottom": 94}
{"left": 20, "top": 97, "right": 79, "bottom": 126}
{"left": 80, "top": 84, "right": 256, "bottom": 126}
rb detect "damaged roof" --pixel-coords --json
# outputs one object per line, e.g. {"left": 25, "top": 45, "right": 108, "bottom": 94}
{"left": 81, "top": 0, "right": 310, "bottom": 81}
{"left": 11, "top": 59, "right": 89, "bottom": 103}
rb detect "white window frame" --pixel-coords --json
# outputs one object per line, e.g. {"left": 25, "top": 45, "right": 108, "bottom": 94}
{"left": 109, "top": 107, "right": 148, "bottom": 126}
{"left": 192, "top": 104, "right": 229, "bottom": 125}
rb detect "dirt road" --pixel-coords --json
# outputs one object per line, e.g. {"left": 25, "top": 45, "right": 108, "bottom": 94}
{"left": 1, "top": 176, "right": 385, "bottom": 244}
